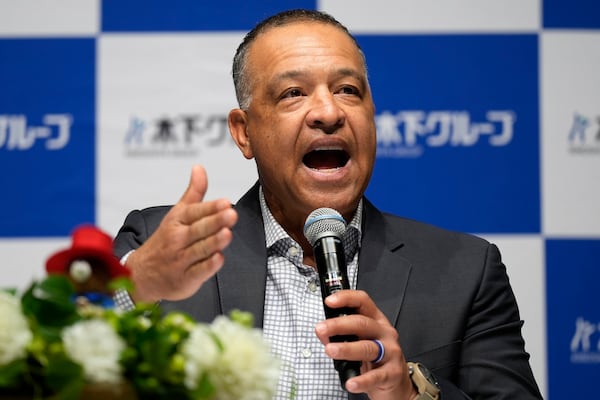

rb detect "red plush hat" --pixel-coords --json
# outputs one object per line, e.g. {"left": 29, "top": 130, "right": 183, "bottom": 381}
{"left": 46, "top": 224, "right": 130, "bottom": 278}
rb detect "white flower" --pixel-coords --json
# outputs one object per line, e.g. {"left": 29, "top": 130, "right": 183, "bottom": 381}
{"left": 0, "top": 291, "right": 32, "bottom": 365}
{"left": 62, "top": 318, "right": 126, "bottom": 383}
{"left": 209, "top": 316, "right": 280, "bottom": 400}
{"left": 181, "top": 324, "right": 220, "bottom": 389}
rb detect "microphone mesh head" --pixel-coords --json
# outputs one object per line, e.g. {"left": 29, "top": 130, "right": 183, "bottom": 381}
{"left": 303, "top": 208, "right": 347, "bottom": 246}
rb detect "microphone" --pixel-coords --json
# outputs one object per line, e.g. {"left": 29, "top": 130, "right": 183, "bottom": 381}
{"left": 304, "top": 208, "right": 362, "bottom": 389}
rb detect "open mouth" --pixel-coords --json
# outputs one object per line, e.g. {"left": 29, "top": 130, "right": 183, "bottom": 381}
{"left": 303, "top": 149, "right": 350, "bottom": 170}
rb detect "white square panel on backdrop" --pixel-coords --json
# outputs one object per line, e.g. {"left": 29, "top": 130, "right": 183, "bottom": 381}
{"left": 0, "top": 238, "right": 71, "bottom": 289}
{"left": 541, "top": 31, "right": 600, "bottom": 236}
{"left": 97, "top": 33, "right": 258, "bottom": 234}
{"left": 0, "top": 0, "right": 99, "bottom": 36}
{"left": 320, "top": 0, "right": 540, "bottom": 32}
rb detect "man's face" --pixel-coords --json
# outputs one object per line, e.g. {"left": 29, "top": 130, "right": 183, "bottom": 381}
{"left": 229, "top": 21, "right": 376, "bottom": 231}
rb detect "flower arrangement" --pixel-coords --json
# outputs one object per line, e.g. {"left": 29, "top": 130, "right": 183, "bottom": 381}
{"left": 0, "top": 225, "right": 280, "bottom": 400}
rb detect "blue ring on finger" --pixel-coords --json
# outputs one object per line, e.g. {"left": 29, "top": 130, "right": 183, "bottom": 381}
{"left": 371, "top": 339, "right": 385, "bottom": 363}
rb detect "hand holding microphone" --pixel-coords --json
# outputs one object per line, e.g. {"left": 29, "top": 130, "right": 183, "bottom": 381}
{"left": 304, "top": 207, "right": 362, "bottom": 389}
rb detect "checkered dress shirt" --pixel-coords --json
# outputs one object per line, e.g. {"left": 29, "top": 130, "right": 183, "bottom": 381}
{"left": 259, "top": 189, "right": 362, "bottom": 399}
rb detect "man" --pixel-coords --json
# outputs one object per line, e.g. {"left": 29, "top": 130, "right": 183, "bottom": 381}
{"left": 114, "top": 9, "right": 542, "bottom": 400}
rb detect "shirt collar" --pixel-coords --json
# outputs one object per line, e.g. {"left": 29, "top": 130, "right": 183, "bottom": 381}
{"left": 259, "top": 186, "right": 362, "bottom": 261}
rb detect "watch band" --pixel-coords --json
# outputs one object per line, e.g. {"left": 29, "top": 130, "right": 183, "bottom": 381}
{"left": 407, "top": 362, "right": 441, "bottom": 400}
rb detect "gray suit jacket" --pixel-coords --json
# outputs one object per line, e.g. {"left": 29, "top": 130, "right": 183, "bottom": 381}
{"left": 114, "top": 182, "right": 542, "bottom": 399}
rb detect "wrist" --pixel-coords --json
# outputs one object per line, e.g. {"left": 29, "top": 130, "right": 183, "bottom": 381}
{"left": 407, "top": 362, "right": 440, "bottom": 400}
{"left": 126, "top": 250, "right": 159, "bottom": 303}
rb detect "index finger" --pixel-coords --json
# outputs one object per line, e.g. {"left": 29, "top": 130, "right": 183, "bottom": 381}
{"left": 179, "top": 198, "right": 234, "bottom": 226}
{"left": 324, "top": 290, "right": 386, "bottom": 321}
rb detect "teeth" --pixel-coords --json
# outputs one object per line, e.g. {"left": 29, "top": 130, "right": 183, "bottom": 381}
{"left": 313, "top": 146, "right": 342, "bottom": 151}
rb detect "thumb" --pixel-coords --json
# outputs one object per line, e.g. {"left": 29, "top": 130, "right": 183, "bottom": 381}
{"left": 179, "top": 165, "right": 208, "bottom": 204}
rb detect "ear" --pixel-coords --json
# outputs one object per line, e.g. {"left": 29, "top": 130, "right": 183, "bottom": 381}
{"left": 228, "top": 108, "right": 254, "bottom": 159}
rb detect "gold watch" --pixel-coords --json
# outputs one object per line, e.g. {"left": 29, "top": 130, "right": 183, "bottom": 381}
{"left": 407, "top": 362, "right": 441, "bottom": 400}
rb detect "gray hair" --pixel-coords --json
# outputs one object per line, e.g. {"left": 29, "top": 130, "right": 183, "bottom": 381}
{"left": 231, "top": 9, "right": 368, "bottom": 110}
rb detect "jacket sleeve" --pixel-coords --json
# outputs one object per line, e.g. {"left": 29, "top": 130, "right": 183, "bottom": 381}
{"left": 455, "top": 243, "right": 542, "bottom": 399}
{"left": 113, "top": 206, "right": 171, "bottom": 258}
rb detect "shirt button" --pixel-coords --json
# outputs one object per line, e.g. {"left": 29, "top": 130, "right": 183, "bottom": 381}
{"left": 301, "top": 348, "right": 312, "bottom": 358}
{"left": 287, "top": 246, "right": 299, "bottom": 257}
{"left": 308, "top": 280, "right": 318, "bottom": 293}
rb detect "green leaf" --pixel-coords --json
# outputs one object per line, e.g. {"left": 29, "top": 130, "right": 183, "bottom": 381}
{"left": 0, "top": 359, "right": 27, "bottom": 387}
{"left": 108, "top": 277, "right": 135, "bottom": 293}
{"left": 229, "top": 309, "right": 254, "bottom": 328}
{"left": 0, "top": 287, "right": 18, "bottom": 296}
{"left": 21, "top": 276, "right": 80, "bottom": 329}
{"left": 44, "top": 354, "right": 83, "bottom": 393}
{"left": 51, "top": 379, "right": 85, "bottom": 400}
{"left": 189, "top": 372, "right": 215, "bottom": 399}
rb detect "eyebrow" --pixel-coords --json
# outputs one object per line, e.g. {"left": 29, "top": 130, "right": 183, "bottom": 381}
{"left": 271, "top": 67, "right": 367, "bottom": 88}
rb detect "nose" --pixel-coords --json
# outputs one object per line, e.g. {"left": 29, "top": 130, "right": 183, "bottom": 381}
{"left": 306, "top": 89, "right": 345, "bottom": 134}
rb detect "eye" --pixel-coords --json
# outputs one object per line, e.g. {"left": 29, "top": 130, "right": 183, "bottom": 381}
{"left": 337, "top": 85, "right": 361, "bottom": 97}
{"left": 281, "top": 88, "right": 304, "bottom": 99}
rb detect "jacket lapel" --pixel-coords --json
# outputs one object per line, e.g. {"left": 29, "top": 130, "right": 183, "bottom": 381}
{"left": 357, "top": 199, "right": 412, "bottom": 327}
{"left": 217, "top": 183, "right": 268, "bottom": 327}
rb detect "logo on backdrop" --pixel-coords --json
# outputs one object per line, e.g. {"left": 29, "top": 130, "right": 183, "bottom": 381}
{"left": 571, "top": 317, "right": 600, "bottom": 363}
{"left": 0, "top": 114, "right": 72, "bottom": 150}
{"left": 375, "top": 110, "right": 516, "bottom": 158}
{"left": 124, "top": 113, "right": 233, "bottom": 157}
{"left": 568, "top": 112, "right": 600, "bottom": 154}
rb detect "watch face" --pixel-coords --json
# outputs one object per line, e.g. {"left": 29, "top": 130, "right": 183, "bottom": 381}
{"left": 417, "top": 363, "right": 439, "bottom": 386}
{"left": 422, "top": 366, "right": 434, "bottom": 382}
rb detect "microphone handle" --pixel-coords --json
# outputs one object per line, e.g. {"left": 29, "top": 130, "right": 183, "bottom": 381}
{"left": 314, "top": 236, "right": 362, "bottom": 389}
